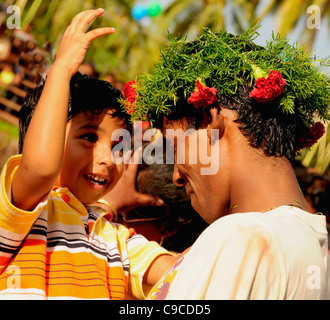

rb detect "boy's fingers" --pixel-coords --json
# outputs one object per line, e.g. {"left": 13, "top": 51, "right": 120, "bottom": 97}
{"left": 85, "top": 27, "right": 115, "bottom": 42}
{"left": 126, "top": 147, "right": 142, "bottom": 173}
{"left": 81, "top": 9, "right": 106, "bottom": 34}
{"left": 69, "top": 8, "right": 104, "bottom": 34}
{"left": 138, "top": 194, "right": 164, "bottom": 207}
{"left": 131, "top": 147, "right": 143, "bottom": 165}
{"left": 123, "top": 150, "right": 133, "bottom": 168}
{"left": 68, "top": 9, "right": 96, "bottom": 33}
{"left": 123, "top": 148, "right": 142, "bottom": 165}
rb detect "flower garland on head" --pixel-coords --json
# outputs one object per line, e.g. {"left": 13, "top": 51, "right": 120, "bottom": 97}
{"left": 296, "top": 122, "right": 326, "bottom": 151}
{"left": 123, "top": 80, "right": 150, "bottom": 128}
{"left": 249, "top": 70, "right": 286, "bottom": 103}
{"left": 188, "top": 80, "right": 218, "bottom": 109}
{"left": 123, "top": 80, "right": 137, "bottom": 115}
{"left": 248, "top": 68, "right": 326, "bottom": 150}
{"left": 122, "top": 26, "right": 329, "bottom": 152}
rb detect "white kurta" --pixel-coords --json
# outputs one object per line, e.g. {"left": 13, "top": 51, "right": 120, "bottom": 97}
{"left": 147, "top": 206, "right": 330, "bottom": 300}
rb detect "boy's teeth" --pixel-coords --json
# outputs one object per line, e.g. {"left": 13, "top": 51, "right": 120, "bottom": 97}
{"left": 86, "top": 174, "right": 106, "bottom": 184}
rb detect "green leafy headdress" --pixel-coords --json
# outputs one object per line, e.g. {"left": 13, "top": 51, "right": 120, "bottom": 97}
{"left": 122, "top": 26, "right": 329, "bottom": 150}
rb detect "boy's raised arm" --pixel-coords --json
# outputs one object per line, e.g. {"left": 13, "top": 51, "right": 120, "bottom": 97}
{"left": 12, "top": 9, "right": 115, "bottom": 211}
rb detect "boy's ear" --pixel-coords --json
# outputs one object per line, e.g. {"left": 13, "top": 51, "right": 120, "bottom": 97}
{"left": 207, "top": 107, "right": 225, "bottom": 141}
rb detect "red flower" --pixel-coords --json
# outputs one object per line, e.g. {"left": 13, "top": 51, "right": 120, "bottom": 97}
{"left": 134, "top": 120, "right": 151, "bottom": 129}
{"left": 297, "top": 122, "right": 325, "bottom": 151}
{"left": 249, "top": 70, "right": 286, "bottom": 103}
{"left": 123, "top": 80, "right": 137, "bottom": 114}
{"left": 188, "top": 80, "right": 218, "bottom": 109}
{"left": 123, "top": 80, "right": 150, "bottom": 127}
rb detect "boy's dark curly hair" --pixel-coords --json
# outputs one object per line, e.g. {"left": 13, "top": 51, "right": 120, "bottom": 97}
{"left": 18, "top": 72, "right": 131, "bottom": 153}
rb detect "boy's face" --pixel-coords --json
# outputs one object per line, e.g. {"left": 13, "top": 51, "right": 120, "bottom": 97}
{"left": 55, "top": 110, "right": 124, "bottom": 205}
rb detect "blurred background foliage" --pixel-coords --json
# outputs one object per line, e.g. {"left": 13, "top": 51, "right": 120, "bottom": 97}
{"left": 1, "top": 0, "right": 330, "bottom": 173}
{"left": 9, "top": 0, "right": 330, "bottom": 80}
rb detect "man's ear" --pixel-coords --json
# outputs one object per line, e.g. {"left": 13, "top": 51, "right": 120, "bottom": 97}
{"left": 207, "top": 107, "right": 225, "bottom": 141}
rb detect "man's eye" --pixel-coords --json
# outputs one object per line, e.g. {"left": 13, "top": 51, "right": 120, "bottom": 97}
{"left": 81, "top": 133, "right": 97, "bottom": 143}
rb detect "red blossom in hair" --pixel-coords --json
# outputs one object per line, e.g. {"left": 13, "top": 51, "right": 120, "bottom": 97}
{"left": 249, "top": 70, "right": 286, "bottom": 103}
{"left": 123, "top": 80, "right": 150, "bottom": 128}
{"left": 123, "top": 80, "right": 137, "bottom": 114}
{"left": 188, "top": 80, "right": 218, "bottom": 109}
{"left": 296, "top": 122, "right": 325, "bottom": 151}
{"left": 135, "top": 120, "right": 150, "bottom": 129}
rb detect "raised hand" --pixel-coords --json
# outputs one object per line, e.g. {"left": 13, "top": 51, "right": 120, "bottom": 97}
{"left": 54, "top": 9, "right": 115, "bottom": 78}
{"left": 12, "top": 9, "right": 114, "bottom": 211}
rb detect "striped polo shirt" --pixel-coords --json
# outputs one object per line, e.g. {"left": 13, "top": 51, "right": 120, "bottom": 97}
{"left": 0, "top": 155, "right": 170, "bottom": 299}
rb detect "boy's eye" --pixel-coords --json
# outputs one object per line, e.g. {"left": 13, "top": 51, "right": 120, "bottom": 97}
{"left": 80, "top": 133, "right": 98, "bottom": 143}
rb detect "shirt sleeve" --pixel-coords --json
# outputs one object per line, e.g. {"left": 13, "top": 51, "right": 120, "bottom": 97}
{"left": 125, "top": 230, "right": 173, "bottom": 300}
{"left": 0, "top": 155, "right": 47, "bottom": 272}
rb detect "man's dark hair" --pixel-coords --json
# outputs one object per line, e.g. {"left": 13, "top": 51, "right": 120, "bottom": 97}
{"left": 131, "top": 29, "right": 329, "bottom": 163}
{"left": 152, "top": 40, "right": 306, "bottom": 163}
{"left": 160, "top": 86, "right": 305, "bottom": 163}
{"left": 18, "top": 72, "right": 131, "bottom": 153}
{"left": 217, "top": 83, "right": 306, "bottom": 162}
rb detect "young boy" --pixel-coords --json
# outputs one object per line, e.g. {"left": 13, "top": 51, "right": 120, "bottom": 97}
{"left": 0, "top": 9, "right": 175, "bottom": 299}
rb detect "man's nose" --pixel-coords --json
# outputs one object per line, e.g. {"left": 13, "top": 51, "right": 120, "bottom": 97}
{"left": 172, "top": 164, "right": 186, "bottom": 187}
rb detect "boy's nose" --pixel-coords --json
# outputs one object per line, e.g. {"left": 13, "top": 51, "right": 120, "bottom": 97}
{"left": 172, "top": 164, "right": 186, "bottom": 187}
{"left": 96, "top": 147, "right": 114, "bottom": 167}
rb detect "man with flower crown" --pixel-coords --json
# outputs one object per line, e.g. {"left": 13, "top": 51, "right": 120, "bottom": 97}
{"left": 122, "top": 26, "right": 330, "bottom": 300}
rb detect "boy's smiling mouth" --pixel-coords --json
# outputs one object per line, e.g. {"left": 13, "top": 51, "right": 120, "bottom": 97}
{"left": 84, "top": 173, "right": 109, "bottom": 189}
